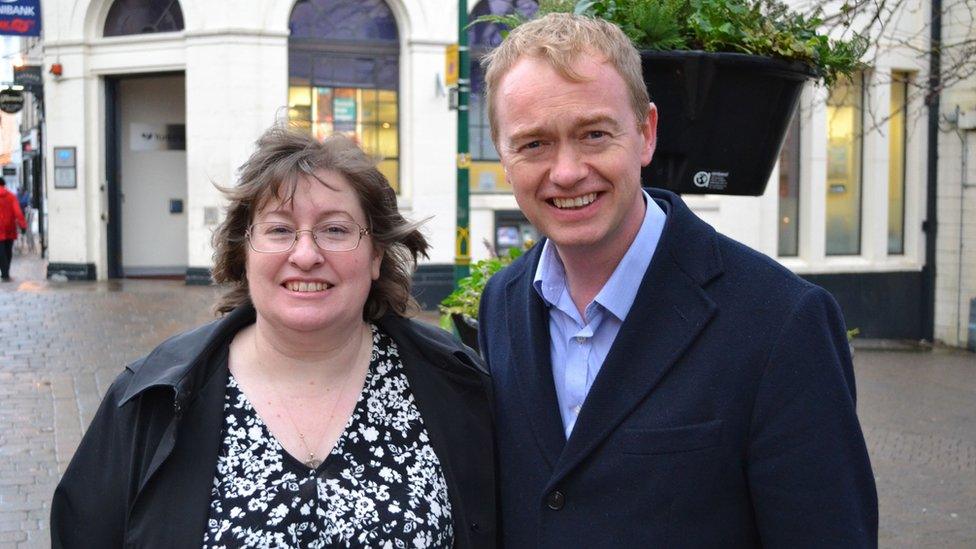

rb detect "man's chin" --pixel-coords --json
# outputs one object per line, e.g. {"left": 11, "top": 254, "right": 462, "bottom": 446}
{"left": 545, "top": 231, "right": 605, "bottom": 253}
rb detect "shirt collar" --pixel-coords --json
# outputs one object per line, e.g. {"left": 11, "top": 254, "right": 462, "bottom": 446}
{"left": 533, "top": 190, "right": 667, "bottom": 321}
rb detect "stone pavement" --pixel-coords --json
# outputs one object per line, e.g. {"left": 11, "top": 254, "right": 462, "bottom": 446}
{"left": 0, "top": 251, "right": 974, "bottom": 548}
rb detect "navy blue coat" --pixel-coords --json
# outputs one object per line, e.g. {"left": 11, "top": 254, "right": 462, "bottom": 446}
{"left": 478, "top": 189, "right": 877, "bottom": 548}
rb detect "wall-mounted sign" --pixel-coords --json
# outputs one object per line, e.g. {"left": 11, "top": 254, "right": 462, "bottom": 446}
{"left": 130, "top": 123, "right": 186, "bottom": 151}
{"left": 0, "top": 89, "right": 23, "bottom": 113}
{"left": 0, "top": 0, "right": 41, "bottom": 37}
{"left": 445, "top": 44, "right": 458, "bottom": 87}
{"left": 53, "top": 147, "right": 77, "bottom": 189}
{"left": 13, "top": 65, "right": 42, "bottom": 88}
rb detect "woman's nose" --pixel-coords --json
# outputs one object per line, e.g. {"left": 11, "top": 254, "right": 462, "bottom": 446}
{"left": 288, "top": 231, "right": 324, "bottom": 269}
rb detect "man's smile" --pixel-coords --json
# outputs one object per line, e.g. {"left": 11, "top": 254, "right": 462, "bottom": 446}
{"left": 550, "top": 192, "right": 598, "bottom": 210}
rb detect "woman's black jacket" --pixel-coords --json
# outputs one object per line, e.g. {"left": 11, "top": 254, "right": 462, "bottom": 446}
{"left": 50, "top": 306, "right": 495, "bottom": 548}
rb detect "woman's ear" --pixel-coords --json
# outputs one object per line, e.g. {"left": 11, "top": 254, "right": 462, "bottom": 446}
{"left": 371, "top": 247, "right": 383, "bottom": 281}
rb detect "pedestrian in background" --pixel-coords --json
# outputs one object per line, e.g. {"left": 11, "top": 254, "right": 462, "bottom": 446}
{"left": 0, "top": 179, "right": 26, "bottom": 282}
{"left": 17, "top": 184, "right": 30, "bottom": 215}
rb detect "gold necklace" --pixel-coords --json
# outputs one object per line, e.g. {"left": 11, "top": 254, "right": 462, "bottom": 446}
{"left": 252, "top": 327, "right": 369, "bottom": 469}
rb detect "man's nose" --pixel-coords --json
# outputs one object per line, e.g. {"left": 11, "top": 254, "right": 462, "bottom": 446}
{"left": 549, "top": 143, "right": 588, "bottom": 187}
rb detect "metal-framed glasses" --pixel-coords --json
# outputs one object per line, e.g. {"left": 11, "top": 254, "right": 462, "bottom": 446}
{"left": 246, "top": 221, "right": 370, "bottom": 253}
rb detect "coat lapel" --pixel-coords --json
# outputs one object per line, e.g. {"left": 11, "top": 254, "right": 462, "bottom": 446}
{"left": 127, "top": 358, "right": 229, "bottom": 545}
{"left": 549, "top": 191, "right": 723, "bottom": 484}
{"left": 505, "top": 249, "right": 566, "bottom": 467}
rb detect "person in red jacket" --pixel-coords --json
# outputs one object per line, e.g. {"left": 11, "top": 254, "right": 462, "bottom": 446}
{"left": 0, "top": 179, "right": 27, "bottom": 281}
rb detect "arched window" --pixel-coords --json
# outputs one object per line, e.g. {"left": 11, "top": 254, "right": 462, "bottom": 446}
{"left": 288, "top": 0, "right": 401, "bottom": 191}
{"left": 468, "top": 0, "right": 537, "bottom": 193}
{"left": 103, "top": 0, "right": 184, "bottom": 37}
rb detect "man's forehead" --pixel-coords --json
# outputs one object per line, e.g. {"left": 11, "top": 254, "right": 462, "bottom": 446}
{"left": 500, "top": 51, "right": 608, "bottom": 85}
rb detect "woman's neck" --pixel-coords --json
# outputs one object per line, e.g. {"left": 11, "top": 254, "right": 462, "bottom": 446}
{"left": 247, "top": 318, "right": 371, "bottom": 386}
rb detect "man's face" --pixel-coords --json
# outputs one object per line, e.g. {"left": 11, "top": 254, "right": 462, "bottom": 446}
{"left": 493, "top": 53, "right": 656, "bottom": 258}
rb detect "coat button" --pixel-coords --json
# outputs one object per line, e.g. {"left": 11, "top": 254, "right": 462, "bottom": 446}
{"left": 546, "top": 490, "right": 565, "bottom": 510}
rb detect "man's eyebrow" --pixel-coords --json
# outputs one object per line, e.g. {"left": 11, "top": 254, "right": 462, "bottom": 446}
{"left": 506, "top": 126, "right": 547, "bottom": 145}
{"left": 576, "top": 114, "right": 623, "bottom": 131}
{"left": 506, "top": 115, "right": 624, "bottom": 145}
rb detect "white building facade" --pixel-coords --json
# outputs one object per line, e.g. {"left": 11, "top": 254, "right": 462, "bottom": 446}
{"left": 38, "top": 0, "right": 974, "bottom": 347}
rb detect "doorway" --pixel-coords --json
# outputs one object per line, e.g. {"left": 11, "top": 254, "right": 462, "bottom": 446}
{"left": 106, "top": 72, "right": 187, "bottom": 278}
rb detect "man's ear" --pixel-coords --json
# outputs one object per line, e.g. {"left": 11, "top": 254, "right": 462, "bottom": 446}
{"left": 640, "top": 102, "right": 658, "bottom": 167}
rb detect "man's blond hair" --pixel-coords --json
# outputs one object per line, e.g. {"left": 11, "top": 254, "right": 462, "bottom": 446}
{"left": 482, "top": 12, "right": 650, "bottom": 144}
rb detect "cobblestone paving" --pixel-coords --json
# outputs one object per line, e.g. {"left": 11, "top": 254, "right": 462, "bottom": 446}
{"left": 0, "top": 252, "right": 974, "bottom": 547}
{"left": 855, "top": 347, "right": 976, "bottom": 547}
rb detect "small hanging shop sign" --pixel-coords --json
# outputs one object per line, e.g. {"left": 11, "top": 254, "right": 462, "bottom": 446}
{"left": 0, "top": 89, "right": 24, "bottom": 114}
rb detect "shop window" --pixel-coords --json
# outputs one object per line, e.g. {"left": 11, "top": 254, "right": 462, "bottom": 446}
{"left": 825, "top": 73, "right": 864, "bottom": 256}
{"left": 888, "top": 72, "right": 909, "bottom": 255}
{"left": 469, "top": 0, "right": 538, "bottom": 194}
{"left": 777, "top": 111, "right": 801, "bottom": 257}
{"left": 287, "top": 0, "right": 400, "bottom": 191}
{"left": 103, "top": 0, "right": 184, "bottom": 37}
{"left": 494, "top": 210, "right": 539, "bottom": 256}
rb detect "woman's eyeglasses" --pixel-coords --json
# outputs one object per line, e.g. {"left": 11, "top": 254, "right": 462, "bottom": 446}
{"left": 245, "top": 221, "right": 370, "bottom": 253}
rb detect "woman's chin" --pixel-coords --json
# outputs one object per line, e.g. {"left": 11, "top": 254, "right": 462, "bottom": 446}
{"left": 259, "top": 310, "right": 355, "bottom": 336}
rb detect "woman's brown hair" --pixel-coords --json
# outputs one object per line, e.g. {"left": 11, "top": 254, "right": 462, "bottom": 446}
{"left": 211, "top": 124, "right": 429, "bottom": 320}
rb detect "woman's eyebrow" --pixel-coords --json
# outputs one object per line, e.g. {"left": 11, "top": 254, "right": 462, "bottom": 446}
{"left": 259, "top": 208, "right": 353, "bottom": 220}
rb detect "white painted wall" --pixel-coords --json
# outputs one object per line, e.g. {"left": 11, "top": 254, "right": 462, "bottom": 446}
{"left": 42, "top": 0, "right": 468, "bottom": 276}
{"left": 933, "top": 0, "right": 976, "bottom": 347}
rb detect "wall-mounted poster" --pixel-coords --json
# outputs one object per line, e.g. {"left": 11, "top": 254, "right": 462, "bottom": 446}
{"left": 333, "top": 96, "right": 357, "bottom": 133}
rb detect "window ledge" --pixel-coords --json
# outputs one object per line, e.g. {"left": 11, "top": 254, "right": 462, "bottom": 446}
{"left": 777, "top": 256, "right": 924, "bottom": 274}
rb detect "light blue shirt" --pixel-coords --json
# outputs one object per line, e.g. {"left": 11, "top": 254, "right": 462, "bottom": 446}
{"left": 533, "top": 191, "right": 667, "bottom": 438}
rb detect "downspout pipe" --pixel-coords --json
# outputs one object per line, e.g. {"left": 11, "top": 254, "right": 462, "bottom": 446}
{"left": 922, "top": 0, "right": 942, "bottom": 342}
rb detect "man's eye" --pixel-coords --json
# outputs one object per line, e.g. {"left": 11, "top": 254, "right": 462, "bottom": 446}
{"left": 585, "top": 130, "right": 609, "bottom": 140}
{"left": 520, "top": 141, "right": 543, "bottom": 151}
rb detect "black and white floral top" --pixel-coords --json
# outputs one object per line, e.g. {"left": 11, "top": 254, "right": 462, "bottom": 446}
{"left": 201, "top": 325, "right": 454, "bottom": 548}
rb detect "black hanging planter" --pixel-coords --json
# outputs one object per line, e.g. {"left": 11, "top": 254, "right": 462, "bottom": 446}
{"left": 641, "top": 51, "right": 816, "bottom": 196}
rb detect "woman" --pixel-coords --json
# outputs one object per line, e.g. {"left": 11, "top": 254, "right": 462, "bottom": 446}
{"left": 51, "top": 126, "right": 495, "bottom": 548}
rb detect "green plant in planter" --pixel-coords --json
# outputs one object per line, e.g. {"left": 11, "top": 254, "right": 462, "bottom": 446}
{"left": 439, "top": 246, "right": 525, "bottom": 326}
{"left": 474, "top": 0, "right": 867, "bottom": 85}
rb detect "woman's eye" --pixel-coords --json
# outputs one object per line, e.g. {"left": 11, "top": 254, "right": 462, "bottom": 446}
{"left": 266, "top": 225, "right": 294, "bottom": 235}
{"left": 317, "top": 224, "right": 352, "bottom": 237}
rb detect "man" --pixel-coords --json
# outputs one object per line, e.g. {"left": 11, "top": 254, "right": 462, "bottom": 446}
{"left": 477, "top": 13, "right": 877, "bottom": 547}
{"left": 0, "top": 179, "right": 26, "bottom": 282}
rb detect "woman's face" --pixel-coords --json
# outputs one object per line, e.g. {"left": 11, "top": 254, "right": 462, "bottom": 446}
{"left": 245, "top": 171, "right": 382, "bottom": 335}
